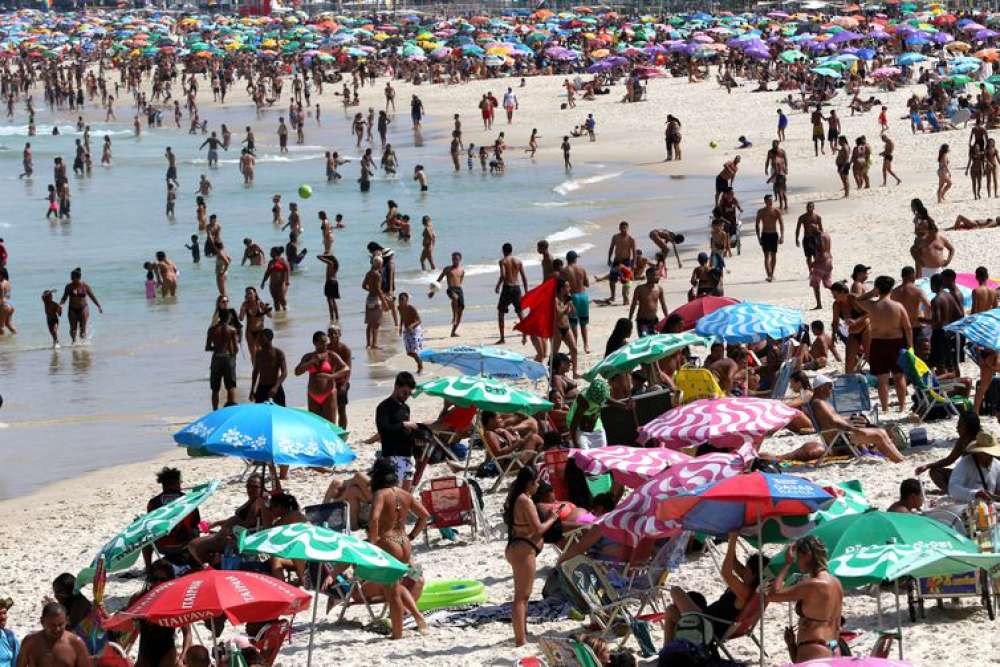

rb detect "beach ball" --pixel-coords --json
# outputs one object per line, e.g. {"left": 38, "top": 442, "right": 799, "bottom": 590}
{"left": 709, "top": 140, "right": 718, "bottom": 149}
{"left": 298, "top": 184, "right": 312, "bottom": 199}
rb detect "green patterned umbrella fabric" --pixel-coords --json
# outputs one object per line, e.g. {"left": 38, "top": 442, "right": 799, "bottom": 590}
{"left": 829, "top": 543, "right": 1000, "bottom": 589}
{"left": 415, "top": 375, "right": 552, "bottom": 415}
{"left": 77, "top": 480, "right": 220, "bottom": 588}
{"left": 238, "top": 522, "right": 408, "bottom": 585}
{"left": 748, "top": 480, "right": 870, "bottom": 545}
{"left": 584, "top": 333, "right": 713, "bottom": 380}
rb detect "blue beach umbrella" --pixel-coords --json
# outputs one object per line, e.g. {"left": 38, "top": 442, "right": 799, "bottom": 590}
{"left": 695, "top": 302, "right": 802, "bottom": 343}
{"left": 944, "top": 308, "right": 1000, "bottom": 350}
{"left": 173, "top": 403, "right": 355, "bottom": 467}
{"left": 419, "top": 345, "right": 548, "bottom": 380}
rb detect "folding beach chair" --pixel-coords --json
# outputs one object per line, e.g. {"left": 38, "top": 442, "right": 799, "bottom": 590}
{"left": 770, "top": 359, "right": 796, "bottom": 400}
{"left": 830, "top": 373, "right": 879, "bottom": 424}
{"left": 303, "top": 501, "right": 350, "bottom": 531}
{"left": 251, "top": 619, "right": 292, "bottom": 667}
{"left": 675, "top": 366, "right": 725, "bottom": 403}
{"left": 675, "top": 587, "right": 767, "bottom": 661}
{"left": 412, "top": 405, "right": 477, "bottom": 487}
{"left": 559, "top": 556, "right": 657, "bottom": 656}
{"left": 801, "top": 400, "right": 863, "bottom": 464}
{"left": 601, "top": 386, "right": 674, "bottom": 445}
{"left": 898, "top": 348, "right": 970, "bottom": 421}
{"left": 418, "top": 475, "right": 490, "bottom": 546}
{"left": 482, "top": 430, "right": 543, "bottom": 494}
{"left": 538, "top": 636, "right": 601, "bottom": 667}
{"left": 541, "top": 449, "right": 572, "bottom": 501}
{"left": 622, "top": 533, "right": 691, "bottom": 617}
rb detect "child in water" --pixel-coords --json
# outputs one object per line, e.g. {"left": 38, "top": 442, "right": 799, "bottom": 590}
{"left": 45, "top": 184, "right": 58, "bottom": 219}
{"left": 186, "top": 234, "right": 200, "bottom": 263}
{"left": 143, "top": 263, "right": 157, "bottom": 299}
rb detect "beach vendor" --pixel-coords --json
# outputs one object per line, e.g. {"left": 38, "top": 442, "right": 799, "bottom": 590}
{"left": 568, "top": 377, "right": 629, "bottom": 449}
{"left": 948, "top": 431, "right": 1000, "bottom": 503}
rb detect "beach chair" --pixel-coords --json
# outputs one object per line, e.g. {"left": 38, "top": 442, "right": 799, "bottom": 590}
{"left": 769, "top": 359, "right": 796, "bottom": 400}
{"left": 418, "top": 475, "right": 490, "bottom": 546}
{"left": 482, "top": 431, "right": 542, "bottom": 494}
{"left": 559, "top": 556, "right": 657, "bottom": 655}
{"left": 675, "top": 587, "right": 766, "bottom": 661}
{"left": 898, "top": 348, "right": 970, "bottom": 421}
{"left": 801, "top": 400, "right": 863, "bottom": 464}
{"left": 303, "top": 501, "right": 350, "bottom": 531}
{"left": 622, "top": 533, "right": 691, "bottom": 617}
{"left": 830, "top": 373, "right": 878, "bottom": 424}
{"left": 541, "top": 449, "right": 572, "bottom": 501}
{"left": 251, "top": 619, "right": 292, "bottom": 667}
{"left": 599, "top": 385, "right": 675, "bottom": 445}
{"left": 675, "top": 366, "right": 725, "bottom": 403}
{"left": 412, "top": 406, "right": 477, "bottom": 487}
{"left": 538, "top": 636, "right": 601, "bottom": 667}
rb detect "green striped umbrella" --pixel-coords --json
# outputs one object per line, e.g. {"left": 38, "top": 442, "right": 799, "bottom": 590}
{"left": 830, "top": 543, "right": 1000, "bottom": 588}
{"left": 77, "top": 481, "right": 220, "bottom": 588}
{"left": 583, "top": 333, "right": 712, "bottom": 380}
{"left": 415, "top": 375, "right": 552, "bottom": 415}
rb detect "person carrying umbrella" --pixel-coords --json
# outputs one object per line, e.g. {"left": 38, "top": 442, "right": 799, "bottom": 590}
{"left": 767, "top": 535, "right": 843, "bottom": 663}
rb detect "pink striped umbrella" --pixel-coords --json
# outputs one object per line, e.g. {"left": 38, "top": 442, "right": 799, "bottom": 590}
{"left": 569, "top": 446, "right": 691, "bottom": 488}
{"left": 638, "top": 397, "right": 800, "bottom": 450}
{"left": 599, "top": 444, "right": 756, "bottom": 546}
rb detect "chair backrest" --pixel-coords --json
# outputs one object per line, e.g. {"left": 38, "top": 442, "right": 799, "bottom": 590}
{"left": 675, "top": 367, "right": 724, "bottom": 403}
{"left": 542, "top": 449, "right": 571, "bottom": 501}
{"left": 252, "top": 619, "right": 291, "bottom": 667}
{"left": 600, "top": 403, "right": 638, "bottom": 446}
{"left": 303, "top": 501, "right": 350, "bottom": 533}
{"left": 724, "top": 589, "right": 764, "bottom": 640}
{"left": 420, "top": 476, "right": 473, "bottom": 529}
{"left": 896, "top": 348, "right": 926, "bottom": 389}
{"left": 559, "top": 556, "right": 619, "bottom": 617}
{"left": 633, "top": 387, "right": 674, "bottom": 427}
{"left": 538, "top": 637, "right": 601, "bottom": 667}
{"left": 438, "top": 405, "right": 477, "bottom": 432}
{"left": 770, "top": 360, "right": 795, "bottom": 400}
{"left": 830, "top": 374, "right": 872, "bottom": 416}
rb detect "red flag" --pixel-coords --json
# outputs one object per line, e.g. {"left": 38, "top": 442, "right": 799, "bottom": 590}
{"left": 514, "top": 277, "right": 557, "bottom": 338}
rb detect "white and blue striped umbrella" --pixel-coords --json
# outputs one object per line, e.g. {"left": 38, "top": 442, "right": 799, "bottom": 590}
{"left": 944, "top": 308, "right": 1000, "bottom": 350}
{"left": 695, "top": 302, "right": 802, "bottom": 344}
{"left": 419, "top": 345, "right": 547, "bottom": 380}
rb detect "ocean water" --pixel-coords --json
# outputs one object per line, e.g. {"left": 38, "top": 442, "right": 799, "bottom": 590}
{"left": 0, "top": 104, "right": 715, "bottom": 499}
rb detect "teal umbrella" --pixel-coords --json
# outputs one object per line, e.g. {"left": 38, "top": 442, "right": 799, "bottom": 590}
{"left": 583, "top": 333, "right": 712, "bottom": 380}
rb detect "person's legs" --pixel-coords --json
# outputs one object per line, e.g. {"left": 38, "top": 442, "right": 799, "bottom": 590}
{"left": 854, "top": 428, "right": 903, "bottom": 462}
{"left": 398, "top": 585, "right": 427, "bottom": 632}
{"left": 929, "top": 466, "right": 952, "bottom": 493}
{"left": 385, "top": 582, "right": 405, "bottom": 640}
{"left": 506, "top": 544, "right": 536, "bottom": 647}
{"left": 876, "top": 373, "right": 890, "bottom": 412}
{"left": 663, "top": 587, "right": 704, "bottom": 642}
{"left": 892, "top": 371, "right": 907, "bottom": 410}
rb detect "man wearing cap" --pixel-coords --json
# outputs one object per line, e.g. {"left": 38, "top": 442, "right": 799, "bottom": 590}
{"left": 808, "top": 374, "right": 904, "bottom": 462}
{"left": 849, "top": 276, "right": 912, "bottom": 413}
{"left": 948, "top": 431, "right": 1000, "bottom": 503}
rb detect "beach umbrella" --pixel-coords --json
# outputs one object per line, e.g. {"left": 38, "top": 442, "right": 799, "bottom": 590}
{"left": 569, "top": 446, "right": 691, "bottom": 487}
{"left": 695, "top": 302, "right": 802, "bottom": 343}
{"left": 811, "top": 66, "right": 843, "bottom": 78}
{"left": 104, "top": 570, "right": 310, "bottom": 629}
{"left": 872, "top": 66, "right": 901, "bottom": 78}
{"left": 76, "top": 480, "right": 219, "bottom": 588}
{"left": 599, "top": 444, "right": 757, "bottom": 546}
{"left": 418, "top": 345, "right": 547, "bottom": 380}
{"left": 897, "top": 52, "right": 927, "bottom": 65}
{"left": 914, "top": 276, "right": 973, "bottom": 309}
{"left": 665, "top": 295, "right": 739, "bottom": 331}
{"left": 944, "top": 308, "right": 1000, "bottom": 349}
{"left": 173, "top": 403, "right": 355, "bottom": 468}
{"left": 239, "top": 522, "right": 408, "bottom": 666}
{"left": 415, "top": 375, "right": 552, "bottom": 415}
{"left": 659, "top": 472, "right": 833, "bottom": 666}
{"left": 638, "top": 397, "right": 800, "bottom": 449}
{"left": 751, "top": 480, "right": 871, "bottom": 544}
{"left": 583, "top": 332, "right": 712, "bottom": 380}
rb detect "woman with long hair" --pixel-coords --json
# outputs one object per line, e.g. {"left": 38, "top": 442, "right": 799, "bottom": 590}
{"left": 239, "top": 286, "right": 271, "bottom": 362}
{"left": 938, "top": 143, "right": 952, "bottom": 202}
{"left": 368, "top": 459, "right": 429, "bottom": 639}
{"left": 768, "top": 535, "right": 843, "bottom": 663}
{"left": 504, "top": 465, "right": 559, "bottom": 646}
{"left": 294, "top": 330, "right": 348, "bottom": 424}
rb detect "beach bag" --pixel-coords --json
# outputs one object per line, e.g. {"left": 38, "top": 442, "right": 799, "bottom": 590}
{"left": 887, "top": 423, "right": 910, "bottom": 453}
{"left": 474, "top": 459, "right": 499, "bottom": 478}
{"left": 674, "top": 613, "right": 714, "bottom": 647}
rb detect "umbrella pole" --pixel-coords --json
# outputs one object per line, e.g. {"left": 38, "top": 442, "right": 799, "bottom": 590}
{"left": 893, "top": 578, "right": 904, "bottom": 660}
{"left": 757, "top": 515, "right": 765, "bottom": 667}
{"left": 307, "top": 587, "right": 320, "bottom": 667}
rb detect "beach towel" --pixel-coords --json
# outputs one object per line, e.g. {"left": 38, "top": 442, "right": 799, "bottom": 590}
{"left": 407, "top": 599, "right": 572, "bottom": 628}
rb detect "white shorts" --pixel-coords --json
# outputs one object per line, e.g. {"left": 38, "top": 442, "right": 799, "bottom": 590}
{"left": 920, "top": 266, "right": 943, "bottom": 278}
{"left": 575, "top": 430, "right": 607, "bottom": 450}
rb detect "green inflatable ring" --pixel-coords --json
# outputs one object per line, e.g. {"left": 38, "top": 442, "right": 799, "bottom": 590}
{"left": 416, "top": 579, "right": 487, "bottom": 612}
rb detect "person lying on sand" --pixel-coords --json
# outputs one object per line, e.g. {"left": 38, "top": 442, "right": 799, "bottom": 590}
{"left": 947, "top": 214, "right": 1000, "bottom": 230}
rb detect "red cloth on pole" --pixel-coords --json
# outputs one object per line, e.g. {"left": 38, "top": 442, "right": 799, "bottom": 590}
{"left": 514, "top": 278, "right": 557, "bottom": 338}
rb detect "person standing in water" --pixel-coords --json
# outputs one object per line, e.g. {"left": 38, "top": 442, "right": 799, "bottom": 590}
{"left": 419, "top": 216, "right": 436, "bottom": 271}
{"left": 59, "top": 268, "right": 101, "bottom": 343}
{"left": 435, "top": 252, "right": 466, "bottom": 337}
{"left": 42, "top": 289, "right": 62, "bottom": 347}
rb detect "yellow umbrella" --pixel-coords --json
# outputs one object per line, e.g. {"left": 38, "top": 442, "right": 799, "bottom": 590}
{"left": 947, "top": 41, "right": 971, "bottom": 52}
{"left": 262, "top": 38, "right": 277, "bottom": 48}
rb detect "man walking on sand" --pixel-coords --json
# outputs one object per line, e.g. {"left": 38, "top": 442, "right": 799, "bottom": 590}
{"left": 495, "top": 242, "right": 529, "bottom": 345}
{"left": 755, "top": 194, "right": 784, "bottom": 283}
{"left": 629, "top": 268, "right": 669, "bottom": 337}
{"left": 607, "top": 221, "right": 636, "bottom": 305}
{"left": 850, "top": 275, "right": 912, "bottom": 413}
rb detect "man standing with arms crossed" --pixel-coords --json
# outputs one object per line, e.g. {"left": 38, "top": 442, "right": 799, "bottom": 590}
{"left": 755, "top": 194, "right": 784, "bottom": 283}
{"left": 850, "top": 275, "right": 912, "bottom": 413}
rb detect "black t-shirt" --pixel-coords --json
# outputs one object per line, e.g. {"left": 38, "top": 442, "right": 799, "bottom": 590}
{"left": 376, "top": 396, "right": 415, "bottom": 458}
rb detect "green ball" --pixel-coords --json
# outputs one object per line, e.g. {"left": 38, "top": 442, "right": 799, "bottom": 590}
{"left": 298, "top": 184, "right": 313, "bottom": 199}
{"left": 709, "top": 141, "right": 718, "bottom": 149}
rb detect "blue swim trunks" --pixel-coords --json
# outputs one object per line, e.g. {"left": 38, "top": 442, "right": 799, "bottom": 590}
{"left": 569, "top": 292, "right": 590, "bottom": 325}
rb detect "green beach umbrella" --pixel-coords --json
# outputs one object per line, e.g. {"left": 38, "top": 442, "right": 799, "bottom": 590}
{"left": 239, "top": 522, "right": 408, "bottom": 667}
{"left": 415, "top": 375, "right": 552, "bottom": 415}
{"left": 769, "top": 510, "right": 977, "bottom": 576}
{"left": 829, "top": 542, "right": 1000, "bottom": 589}
{"left": 811, "top": 67, "right": 843, "bottom": 78}
{"left": 583, "top": 333, "right": 712, "bottom": 380}
{"left": 945, "top": 74, "right": 972, "bottom": 87}
{"left": 779, "top": 49, "right": 808, "bottom": 63}
{"left": 77, "top": 480, "right": 220, "bottom": 588}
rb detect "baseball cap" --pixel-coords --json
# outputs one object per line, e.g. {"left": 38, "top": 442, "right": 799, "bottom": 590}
{"left": 851, "top": 264, "right": 871, "bottom": 277}
{"left": 812, "top": 374, "right": 833, "bottom": 388}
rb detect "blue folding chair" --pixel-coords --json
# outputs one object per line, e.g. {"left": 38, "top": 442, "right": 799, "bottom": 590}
{"left": 830, "top": 373, "right": 878, "bottom": 424}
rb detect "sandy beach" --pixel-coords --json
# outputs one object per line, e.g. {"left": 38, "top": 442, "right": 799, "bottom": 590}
{"left": 7, "top": 56, "right": 1000, "bottom": 667}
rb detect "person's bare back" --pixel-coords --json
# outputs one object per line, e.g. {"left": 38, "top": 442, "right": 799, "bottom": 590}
{"left": 499, "top": 255, "right": 521, "bottom": 286}
{"left": 972, "top": 285, "right": 999, "bottom": 313}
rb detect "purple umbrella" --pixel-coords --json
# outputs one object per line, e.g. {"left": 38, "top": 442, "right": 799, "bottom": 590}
{"left": 830, "top": 30, "right": 862, "bottom": 43}
{"left": 932, "top": 31, "right": 955, "bottom": 44}
{"left": 975, "top": 29, "right": 998, "bottom": 40}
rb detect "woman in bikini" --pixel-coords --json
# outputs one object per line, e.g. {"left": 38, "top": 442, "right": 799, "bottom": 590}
{"left": 937, "top": 143, "right": 952, "bottom": 203}
{"left": 367, "top": 459, "right": 429, "bottom": 639}
{"left": 261, "top": 246, "right": 290, "bottom": 311}
{"left": 195, "top": 196, "right": 207, "bottom": 231}
{"left": 553, "top": 278, "right": 579, "bottom": 377}
{"left": 59, "top": 267, "right": 102, "bottom": 343}
{"left": 768, "top": 535, "right": 843, "bottom": 663}
{"left": 504, "top": 465, "right": 560, "bottom": 647}
{"left": 239, "top": 286, "right": 271, "bottom": 362}
{"left": 214, "top": 240, "right": 230, "bottom": 297}
{"left": 294, "top": 330, "right": 349, "bottom": 424}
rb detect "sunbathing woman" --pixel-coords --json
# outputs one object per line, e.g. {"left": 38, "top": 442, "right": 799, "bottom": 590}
{"left": 662, "top": 533, "right": 766, "bottom": 643}
{"left": 947, "top": 214, "right": 1000, "bottom": 230}
{"left": 368, "top": 459, "right": 429, "bottom": 639}
{"left": 768, "top": 536, "right": 843, "bottom": 663}
{"left": 504, "top": 466, "right": 560, "bottom": 647}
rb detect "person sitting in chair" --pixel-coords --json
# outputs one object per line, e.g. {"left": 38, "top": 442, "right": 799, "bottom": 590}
{"left": 807, "top": 375, "right": 904, "bottom": 462}
{"left": 947, "top": 431, "right": 1000, "bottom": 503}
{"left": 482, "top": 411, "right": 543, "bottom": 465}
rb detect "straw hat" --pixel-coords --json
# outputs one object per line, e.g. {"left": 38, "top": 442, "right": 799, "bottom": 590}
{"left": 966, "top": 432, "right": 1000, "bottom": 458}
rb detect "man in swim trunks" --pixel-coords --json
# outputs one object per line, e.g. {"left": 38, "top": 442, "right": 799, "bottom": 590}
{"left": 435, "top": 251, "right": 465, "bottom": 337}
{"left": 328, "top": 325, "right": 352, "bottom": 429}
{"left": 755, "top": 194, "right": 784, "bottom": 283}
{"left": 808, "top": 228, "right": 833, "bottom": 310}
{"left": 810, "top": 105, "right": 825, "bottom": 156}
{"left": 563, "top": 250, "right": 591, "bottom": 354}
{"left": 398, "top": 292, "right": 424, "bottom": 373}
{"left": 890, "top": 266, "right": 931, "bottom": 348}
{"left": 249, "top": 328, "right": 287, "bottom": 405}
{"left": 849, "top": 275, "right": 912, "bottom": 412}
{"left": 206, "top": 309, "right": 239, "bottom": 409}
{"left": 629, "top": 267, "right": 669, "bottom": 337}
{"left": 715, "top": 156, "right": 740, "bottom": 205}
{"left": 495, "top": 242, "right": 528, "bottom": 346}
{"left": 795, "top": 202, "right": 823, "bottom": 271}
{"left": 375, "top": 371, "right": 421, "bottom": 490}
{"left": 606, "top": 221, "right": 636, "bottom": 304}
